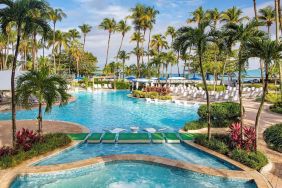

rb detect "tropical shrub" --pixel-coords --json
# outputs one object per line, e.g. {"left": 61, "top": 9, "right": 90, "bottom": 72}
{"left": 132, "top": 90, "right": 172, "bottom": 100}
{"left": 0, "top": 147, "right": 16, "bottom": 157}
{"left": 194, "top": 135, "right": 229, "bottom": 155}
{"left": 115, "top": 81, "right": 130, "bottom": 89}
{"left": 244, "top": 83, "right": 279, "bottom": 91}
{"left": 229, "top": 123, "right": 242, "bottom": 149}
{"left": 243, "top": 126, "right": 256, "bottom": 152}
{"left": 16, "top": 128, "right": 42, "bottom": 151}
{"left": 198, "top": 102, "right": 240, "bottom": 127}
{"left": 183, "top": 120, "right": 207, "bottom": 131}
{"left": 270, "top": 102, "right": 282, "bottom": 114}
{"left": 144, "top": 86, "right": 170, "bottom": 96}
{"left": 257, "top": 93, "right": 282, "bottom": 103}
{"left": 264, "top": 124, "right": 282, "bottom": 153}
{"left": 0, "top": 133, "right": 71, "bottom": 169}
{"left": 196, "top": 84, "right": 226, "bottom": 92}
{"left": 231, "top": 149, "right": 268, "bottom": 171}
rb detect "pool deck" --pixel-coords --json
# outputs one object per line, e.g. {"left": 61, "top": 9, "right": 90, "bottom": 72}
{"left": 0, "top": 120, "right": 89, "bottom": 147}
{"left": 0, "top": 141, "right": 271, "bottom": 188}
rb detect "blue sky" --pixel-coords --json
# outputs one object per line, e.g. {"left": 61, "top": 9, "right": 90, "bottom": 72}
{"left": 47, "top": 0, "right": 273, "bottom": 70}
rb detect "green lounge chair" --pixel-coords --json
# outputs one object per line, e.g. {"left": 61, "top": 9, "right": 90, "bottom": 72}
{"left": 151, "top": 133, "right": 165, "bottom": 144}
{"left": 164, "top": 133, "right": 180, "bottom": 144}
{"left": 102, "top": 133, "right": 116, "bottom": 143}
{"left": 87, "top": 133, "right": 102, "bottom": 143}
{"left": 67, "top": 133, "right": 88, "bottom": 141}
{"left": 118, "top": 133, "right": 150, "bottom": 144}
{"left": 179, "top": 133, "right": 196, "bottom": 141}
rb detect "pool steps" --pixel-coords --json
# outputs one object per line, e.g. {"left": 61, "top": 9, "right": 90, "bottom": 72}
{"left": 68, "top": 133, "right": 198, "bottom": 144}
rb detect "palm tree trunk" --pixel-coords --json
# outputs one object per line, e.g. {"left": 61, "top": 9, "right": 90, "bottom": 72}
{"left": 105, "top": 32, "right": 111, "bottom": 68}
{"left": 177, "top": 51, "right": 180, "bottom": 77}
{"left": 275, "top": 0, "right": 280, "bottom": 41}
{"left": 117, "top": 34, "right": 125, "bottom": 58}
{"left": 53, "top": 22, "right": 56, "bottom": 73}
{"left": 141, "top": 30, "right": 146, "bottom": 65}
{"left": 123, "top": 59, "right": 125, "bottom": 81}
{"left": 32, "top": 32, "right": 36, "bottom": 70}
{"left": 38, "top": 102, "right": 43, "bottom": 135}
{"left": 4, "top": 35, "right": 10, "bottom": 69}
{"left": 253, "top": 0, "right": 258, "bottom": 20}
{"left": 199, "top": 52, "right": 211, "bottom": 140}
{"left": 11, "top": 25, "right": 22, "bottom": 147}
{"left": 58, "top": 45, "right": 62, "bottom": 73}
{"left": 254, "top": 61, "right": 268, "bottom": 151}
{"left": 76, "top": 59, "right": 79, "bottom": 76}
{"left": 267, "top": 25, "right": 271, "bottom": 38}
{"left": 83, "top": 33, "right": 86, "bottom": 50}
{"left": 147, "top": 29, "right": 152, "bottom": 64}
{"left": 238, "top": 60, "right": 244, "bottom": 144}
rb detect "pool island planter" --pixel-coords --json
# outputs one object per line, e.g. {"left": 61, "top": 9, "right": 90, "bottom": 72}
{"left": 2, "top": 154, "right": 270, "bottom": 188}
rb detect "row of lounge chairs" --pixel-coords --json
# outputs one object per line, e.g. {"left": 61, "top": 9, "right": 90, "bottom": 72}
{"left": 67, "top": 132, "right": 197, "bottom": 144}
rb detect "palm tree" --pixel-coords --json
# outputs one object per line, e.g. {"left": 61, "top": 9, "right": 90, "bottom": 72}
{"left": 117, "top": 50, "right": 130, "bottom": 80}
{"left": 54, "top": 30, "right": 69, "bottom": 72}
{"left": 145, "top": 6, "right": 159, "bottom": 64}
{"left": 174, "top": 21, "right": 213, "bottom": 139}
{"left": 187, "top": 6, "right": 209, "bottom": 26}
{"left": 68, "top": 29, "right": 81, "bottom": 41}
{"left": 221, "top": 7, "right": 249, "bottom": 24}
{"left": 245, "top": 38, "right": 282, "bottom": 151}
{"left": 150, "top": 34, "right": 168, "bottom": 53}
{"left": 16, "top": 66, "right": 69, "bottom": 134}
{"left": 131, "top": 32, "right": 144, "bottom": 77}
{"left": 165, "top": 26, "right": 176, "bottom": 46}
{"left": 207, "top": 8, "right": 221, "bottom": 29}
{"left": 258, "top": 6, "right": 275, "bottom": 37}
{"left": 225, "top": 20, "right": 265, "bottom": 141}
{"left": 99, "top": 18, "right": 116, "bottom": 68}
{"left": 116, "top": 19, "right": 131, "bottom": 57}
{"left": 48, "top": 8, "right": 67, "bottom": 73}
{"left": 70, "top": 41, "right": 83, "bottom": 76}
{"left": 164, "top": 51, "right": 177, "bottom": 78}
{"left": 79, "top": 24, "right": 92, "bottom": 50}
{"left": 275, "top": 0, "right": 282, "bottom": 96}
{"left": 0, "top": 0, "right": 50, "bottom": 146}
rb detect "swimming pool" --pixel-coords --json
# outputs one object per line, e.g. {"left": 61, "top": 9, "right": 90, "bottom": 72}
{"left": 11, "top": 161, "right": 256, "bottom": 188}
{"left": 34, "top": 143, "right": 238, "bottom": 170}
{"left": 0, "top": 91, "right": 199, "bottom": 132}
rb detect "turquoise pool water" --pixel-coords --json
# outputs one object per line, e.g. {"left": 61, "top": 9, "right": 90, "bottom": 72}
{"left": 0, "top": 91, "right": 199, "bottom": 132}
{"left": 34, "top": 143, "right": 239, "bottom": 170}
{"left": 11, "top": 161, "right": 256, "bottom": 188}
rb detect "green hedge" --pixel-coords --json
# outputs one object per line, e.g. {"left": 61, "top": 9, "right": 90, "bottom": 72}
{"left": 132, "top": 90, "right": 172, "bottom": 100}
{"left": 0, "top": 133, "right": 71, "bottom": 169}
{"left": 264, "top": 124, "right": 282, "bottom": 153}
{"left": 196, "top": 84, "right": 226, "bottom": 92}
{"left": 184, "top": 120, "right": 207, "bottom": 131}
{"left": 115, "top": 81, "right": 130, "bottom": 89}
{"left": 197, "top": 102, "right": 240, "bottom": 127}
{"left": 195, "top": 135, "right": 268, "bottom": 171}
{"left": 256, "top": 93, "right": 282, "bottom": 104}
{"left": 270, "top": 102, "right": 282, "bottom": 114}
{"left": 244, "top": 83, "right": 280, "bottom": 91}
{"left": 231, "top": 149, "right": 268, "bottom": 171}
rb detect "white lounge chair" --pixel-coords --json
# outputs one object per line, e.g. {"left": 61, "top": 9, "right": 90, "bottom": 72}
{"left": 130, "top": 126, "right": 139, "bottom": 133}
{"left": 103, "top": 128, "right": 126, "bottom": 133}
{"left": 143, "top": 128, "right": 167, "bottom": 133}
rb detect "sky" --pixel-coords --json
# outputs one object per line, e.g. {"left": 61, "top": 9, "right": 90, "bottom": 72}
{"left": 47, "top": 0, "right": 274, "bottom": 71}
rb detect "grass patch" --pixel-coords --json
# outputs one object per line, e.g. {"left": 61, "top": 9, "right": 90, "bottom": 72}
{"left": 264, "top": 124, "right": 282, "bottom": 153}
{"left": 184, "top": 120, "right": 207, "bottom": 131}
{"left": 0, "top": 133, "right": 71, "bottom": 169}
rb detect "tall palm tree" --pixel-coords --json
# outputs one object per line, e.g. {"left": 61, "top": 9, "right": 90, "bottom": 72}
{"left": 164, "top": 51, "right": 177, "bottom": 79}
{"left": 258, "top": 6, "right": 275, "bottom": 37}
{"left": 187, "top": 6, "right": 209, "bottom": 26}
{"left": 131, "top": 32, "right": 144, "bottom": 77}
{"left": 99, "top": 18, "right": 116, "bottom": 68}
{"left": 54, "top": 30, "right": 69, "bottom": 72}
{"left": 225, "top": 20, "right": 265, "bottom": 141}
{"left": 150, "top": 34, "right": 168, "bottom": 53}
{"left": 221, "top": 6, "right": 249, "bottom": 24}
{"left": 70, "top": 41, "right": 83, "bottom": 76}
{"left": 68, "top": 29, "right": 81, "bottom": 41}
{"left": 145, "top": 6, "right": 159, "bottom": 64}
{"left": 116, "top": 19, "right": 131, "bottom": 57}
{"left": 79, "top": 24, "right": 92, "bottom": 50}
{"left": 0, "top": 0, "right": 51, "bottom": 146}
{"left": 245, "top": 38, "right": 282, "bottom": 151}
{"left": 16, "top": 66, "right": 69, "bottom": 134}
{"left": 117, "top": 50, "right": 130, "bottom": 80}
{"left": 48, "top": 8, "right": 67, "bottom": 73}
{"left": 174, "top": 21, "right": 213, "bottom": 139}
{"left": 165, "top": 26, "right": 176, "bottom": 46}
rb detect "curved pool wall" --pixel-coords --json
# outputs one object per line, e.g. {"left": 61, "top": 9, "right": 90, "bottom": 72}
{"left": 34, "top": 143, "right": 239, "bottom": 170}
{"left": 0, "top": 91, "right": 199, "bottom": 132}
{"left": 11, "top": 161, "right": 256, "bottom": 188}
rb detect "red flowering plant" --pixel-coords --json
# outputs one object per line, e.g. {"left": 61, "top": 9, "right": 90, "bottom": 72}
{"left": 0, "top": 146, "right": 17, "bottom": 157}
{"left": 243, "top": 126, "right": 256, "bottom": 152}
{"left": 16, "top": 128, "right": 42, "bottom": 151}
{"left": 229, "top": 123, "right": 242, "bottom": 149}
{"left": 144, "top": 86, "right": 170, "bottom": 96}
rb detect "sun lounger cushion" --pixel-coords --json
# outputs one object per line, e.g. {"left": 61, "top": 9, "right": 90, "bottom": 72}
{"left": 164, "top": 133, "right": 180, "bottom": 143}
{"left": 179, "top": 133, "right": 196, "bottom": 141}
{"left": 118, "top": 133, "right": 150, "bottom": 143}
{"left": 151, "top": 133, "right": 165, "bottom": 143}
{"left": 87, "top": 133, "right": 102, "bottom": 142}
{"left": 102, "top": 133, "right": 116, "bottom": 142}
{"left": 67, "top": 133, "right": 88, "bottom": 140}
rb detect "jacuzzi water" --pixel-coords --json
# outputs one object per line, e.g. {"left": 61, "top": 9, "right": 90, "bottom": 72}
{"left": 0, "top": 91, "right": 199, "bottom": 132}
{"left": 11, "top": 161, "right": 256, "bottom": 188}
{"left": 34, "top": 143, "right": 239, "bottom": 170}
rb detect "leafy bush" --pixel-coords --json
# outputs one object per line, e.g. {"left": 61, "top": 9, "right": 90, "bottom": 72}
{"left": 115, "top": 81, "right": 130, "bottom": 89}
{"left": 244, "top": 83, "right": 279, "bottom": 91}
{"left": 196, "top": 84, "right": 226, "bottom": 92}
{"left": 0, "top": 133, "right": 71, "bottom": 169}
{"left": 144, "top": 86, "right": 170, "bottom": 96}
{"left": 184, "top": 120, "right": 207, "bottom": 131}
{"left": 270, "top": 102, "right": 282, "bottom": 114}
{"left": 257, "top": 93, "right": 282, "bottom": 104}
{"left": 243, "top": 126, "right": 256, "bottom": 152}
{"left": 0, "top": 147, "right": 16, "bottom": 157}
{"left": 194, "top": 135, "right": 229, "bottom": 155}
{"left": 16, "top": 128, "right": 42, "bottom": 151}
{"left": 264, "top": 124, "right": 282, "bottom": 153}
{"left": 198, "top": 102, "right": 240, "bottom": 127}
{"left": 231, "top": 149, "right": 268, "bottom": 171}
{"left": 229, "top": 123, "right": 242, "bottom": 149}
{"left": 132, "top": 90, "right": 172, "bottom": 100}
